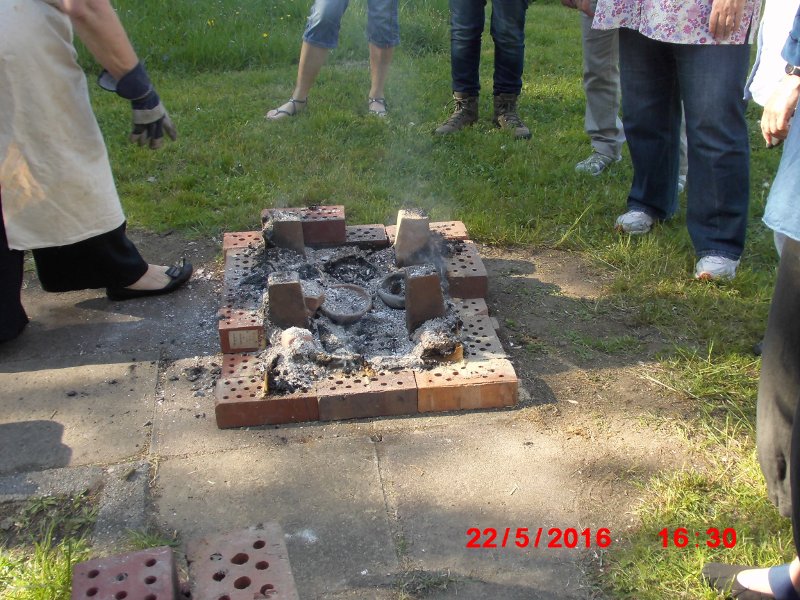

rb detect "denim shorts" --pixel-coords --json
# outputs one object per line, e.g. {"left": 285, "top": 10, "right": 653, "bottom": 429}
{"left": 303, "top": 0, "right": 400, "bottom": 49}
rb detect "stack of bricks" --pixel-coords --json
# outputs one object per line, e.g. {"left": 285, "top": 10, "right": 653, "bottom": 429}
{"left": 215, "top": 205, "right": 517, "bottom": 429}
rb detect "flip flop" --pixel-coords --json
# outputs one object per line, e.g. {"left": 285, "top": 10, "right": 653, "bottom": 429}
{"left": 266, "top": 97, "right": 307, "bottom": 121}
{"left": 106, "top": 258, "right": 193, "bottom": 301}
{"left": 368, "top": 97, "right": 388, "bottom": 117}
{"left": 702, "top": 562, "right": 800, "bottom": 599}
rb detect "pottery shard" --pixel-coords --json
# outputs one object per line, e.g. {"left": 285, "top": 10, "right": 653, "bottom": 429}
{"left": 301, "top": 279, "right": 325, "bottom": 315}
{"left": 394, "top": 209, "right": 431, "bottom": 267}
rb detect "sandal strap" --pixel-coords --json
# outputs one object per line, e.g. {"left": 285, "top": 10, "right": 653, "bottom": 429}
{"left": 368, "top": 97, "right": 387, "bottom": 108}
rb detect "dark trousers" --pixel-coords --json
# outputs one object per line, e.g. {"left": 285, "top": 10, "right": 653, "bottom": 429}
{"left": 0, "top": 191, "right": 148, "bottom": 342}
{"left": 618, "top": 28, "right": 751, "bottom": 260}
{"left": 449, "top": 0, "right": 528, "bottom": 96}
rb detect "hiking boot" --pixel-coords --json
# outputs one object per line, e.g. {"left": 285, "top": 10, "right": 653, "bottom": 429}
{"left": 695, "top": 255, "right": 739, "bottom": 280}
{"left": 434, "top": 92, "right": 479, "bottom": 135}
{"left": 614, "top": 210, "right": 653, "bottom": 234}
{"left": 575, "top": 151, "right": 620, "bottom": 176}
{"left": 493, "top": 93, "right": 531, "bottom": 140}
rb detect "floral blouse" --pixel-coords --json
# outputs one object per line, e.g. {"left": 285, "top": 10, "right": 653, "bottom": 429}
{"left": 593, "top": 0, "right": 761, "bottom": 45}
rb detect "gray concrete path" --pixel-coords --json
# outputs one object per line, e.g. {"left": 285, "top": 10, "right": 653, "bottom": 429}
{"left": 0, "top": 236, "right": 691, "bottom": 599}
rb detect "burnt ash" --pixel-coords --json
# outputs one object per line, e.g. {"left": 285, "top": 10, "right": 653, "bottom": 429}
{"left": 227, "top": 241, "right": 463, "bottom": 396}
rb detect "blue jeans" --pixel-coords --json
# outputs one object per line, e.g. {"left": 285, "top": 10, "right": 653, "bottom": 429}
{"left": 619, "top": 29, "right": 751, "bottom": 260}
{"left": 449, "top": 0, "right": 528, "bottom": 95}
{"left": 764, "top": 103, "right": 800, "bottom": 243}
{"left": 303, "top": 0, "right": 400, "bottom": 49}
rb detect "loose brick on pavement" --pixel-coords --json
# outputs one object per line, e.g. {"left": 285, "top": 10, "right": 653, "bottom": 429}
{"left": 187, "top": 524, "right": 299, "bottom": 600}
{"left": 71, "top": 546, "right": 179, "bottom": 600}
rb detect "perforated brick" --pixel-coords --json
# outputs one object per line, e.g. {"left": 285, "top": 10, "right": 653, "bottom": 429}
{"left": 452, "top": 297, "right": 490, "bottom": 318}
{"left": 430, "top": 221, "right": 469, "bottom": 240}
{"left": 461, "top": 316, "right": 507, "bottom": 360}
{"left": 445, "top": 240, "right": 488, "bottom": 299}
{"left": 187, "top": 524, "right": 299, "bottom": 600}
{"left": 317, "top": 370, "right": 417, "bottom": 421}
{"left": 415, "top": 358, "right": 518, "bottom": 413}
{"left": 71, "top": 546, "right": 179, "bottom": 600}
{"left": 214, "top": 353, "right": 318, "bottom": 428}
{"left": 345, "top": 224, "right": 389, "bottom": 248}
{"left": 223, "top": 231, "right": 263, "bottom": 257}
{"left": 262, "top": 205, "right": 346, "bottom": 246}
{"left": 218, "top": 308, "right": 265, "bottom": 354}
{"left": 222, "top": 250, "right": 265, "bottom": 312}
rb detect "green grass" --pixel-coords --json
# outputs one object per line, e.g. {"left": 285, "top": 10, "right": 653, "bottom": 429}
{"left": 34, "top": 0, "right": 793, "bottom": 597}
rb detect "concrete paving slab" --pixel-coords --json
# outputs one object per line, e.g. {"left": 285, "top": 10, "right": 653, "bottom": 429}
{"left": 154, "top": 438, "right": 398, "bottom": 598}
{"left": 0, "top": 354, "right": 158, "bottom": 474}
{"left": 377, "top": 426, "right": 594, "bottom": 599}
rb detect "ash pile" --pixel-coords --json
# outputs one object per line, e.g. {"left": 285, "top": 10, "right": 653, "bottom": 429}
{"left": 242, "top": 209, "right": 465, "bottom": 395}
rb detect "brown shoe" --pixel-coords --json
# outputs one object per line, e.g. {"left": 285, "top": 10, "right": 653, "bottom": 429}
{"left": 493, "top": 93, "right": 531, "bottom": 140}
{"left": 434, "top": 92, "right": 479, "bottom": 135}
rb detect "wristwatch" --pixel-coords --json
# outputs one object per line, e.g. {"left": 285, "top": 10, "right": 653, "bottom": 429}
{"left": 785, "top": 63, "right": 800, "bottom": 76}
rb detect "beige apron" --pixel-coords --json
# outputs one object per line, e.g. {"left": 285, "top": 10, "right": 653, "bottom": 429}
{"left": 0, "top": 0, "right": 125, "bottom": 251}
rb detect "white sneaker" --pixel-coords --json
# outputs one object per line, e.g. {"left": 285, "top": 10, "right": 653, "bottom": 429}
{"left": 695, "top": 255, "right": 739, "bottom": 280}
{"left": 614, "top": 210, "right": 654, "bottom": 234}
{"left": 678, "top": 175, "right": 687, "bottom": 194}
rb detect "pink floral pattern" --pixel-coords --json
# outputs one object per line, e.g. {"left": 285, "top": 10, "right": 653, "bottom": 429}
{"left": 593, "top": 0, "right": 761, "bottom": 45}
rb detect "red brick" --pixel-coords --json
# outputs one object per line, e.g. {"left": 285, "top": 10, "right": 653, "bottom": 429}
{"left": 345, "top": 224, "right": 389, "bottom": 248}
{"left": 415, "top": 358, "right": 518, "bottom": 413}
{"left": 218, "top": 308, "right": 265, "bottom": 353}
{"left": 430, "top": 221, "right": 469, "bottom": 240}
{"left": 404, "top": 266, "right": 445, "bottom": 333}
{"left": 223, "top": 250, "right": 265, "bottom": 311}
{"left": 71, "top": 546, "right": 179, "bottom": 600}
{"left": 267, "top": 272, "right": 309, "bottom": 330}
{"left": 261, "top": 205, "right": 346, "bottom": 246}
{"left": 445, "top": 240, "right": 488, "bottom": 299}
{"left": 317, "top": 370, "right": 417, "bottom": 421}
{"left": 461, "top": 316, "right": 507, "bottom": 360}
{"left": 223, "top": 231, "right": 263, "bottom": 256}
{"left": 187, "top": 524, "right": 299, "bottom": 600}
{"left": 451, "top": 297, "right": 490, "bottom": 318}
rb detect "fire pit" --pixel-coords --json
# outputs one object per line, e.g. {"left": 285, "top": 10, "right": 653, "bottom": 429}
{"left": 214, "top": 205, "right": 517, "bottom": 428}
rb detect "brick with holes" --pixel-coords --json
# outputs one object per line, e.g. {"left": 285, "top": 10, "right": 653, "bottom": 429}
{"left": 218, "top": 308, "right": 265, "bottom": 354}
{"left": 187, "top": 524, "right": 299, "bottom": 600}
{"left": 222, "top": 231, "right": 263, "bottom": 257}
{"left": 317, "top": 370, "right": 417, "bottom": 421}
{"left": 345, "top": 224, "right": 389, "bottom": 248}
{"left": 71, "top": 546, "right": 180, "bottom": 600}
{"left": 415, "top": 358, "right": 518, "bottom": 412}
{"left": 261, "top": 205, "right": 346, "bottom": 246}
{"left": 451, "top": 297, "right": 490, "bottom": 318}
{"left": 214, "top": 353, "right": 319, "bottom": 428}
{"left": 444, "top": 240, "right": 488, "bottom": 299}
{"left": 461, "top": 315, "right": 507, "bottom": 360}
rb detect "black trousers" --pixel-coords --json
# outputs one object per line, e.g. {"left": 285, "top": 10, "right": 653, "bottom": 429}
{"left": 0, "top": 191, "right": 148, "bottom": 342}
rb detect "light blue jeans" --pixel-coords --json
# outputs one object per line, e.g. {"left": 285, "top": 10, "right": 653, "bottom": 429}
{"left": 764, "top": 111, "right": 800, "bottom": 245}
{"left": 303, "top": 0, "right": 400, "bottom": 49}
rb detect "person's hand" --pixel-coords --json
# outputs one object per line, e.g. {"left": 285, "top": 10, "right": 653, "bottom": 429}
{"left": 709, "top": 0, "right": 745, "bottom": 41}
{"left": 99, "top": 62, "right": 177, "bottom": 149}
{"left": 561, "top": 0, "right": 577, "bottom": 9}
{"left": 129, "top": 93, "right": 177, "bottom": 150}
{"left": 761, "top": 74, "right": 800, "bottom": 147}
{"left": 575, "top": 0, "right": 594, "bottom": 17}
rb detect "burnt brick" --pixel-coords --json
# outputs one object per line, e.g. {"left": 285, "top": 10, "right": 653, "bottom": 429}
{"left": 267, "top": 272, "right": 309, "bottom": 330}
{"left": 404, "top": 265, "right": 446, "bottom": 333}
{"left": 317, "top": 370, "right": 417, "bottom": 421}
{"left": 345, "top": 224, "right": 390, "bottom": 248}
{"left": 445, "top": 240, "right": 488, "bottom": 299}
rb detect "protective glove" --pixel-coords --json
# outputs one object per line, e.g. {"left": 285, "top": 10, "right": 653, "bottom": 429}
{"left": 98, "top": 63, "right": 177, "bottom": 149}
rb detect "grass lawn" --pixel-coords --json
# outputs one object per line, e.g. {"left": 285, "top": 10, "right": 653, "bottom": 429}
{"left": 1, "top": 0, "right": 792, "bottom": 598}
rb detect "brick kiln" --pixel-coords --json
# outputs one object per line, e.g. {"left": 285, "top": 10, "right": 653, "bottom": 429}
{"left": 214, "top": 206, "right": 518, "bottom": 428}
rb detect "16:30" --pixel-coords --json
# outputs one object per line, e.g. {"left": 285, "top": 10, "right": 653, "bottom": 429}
{"left": 657, "top": 527, "right": 737, "bottom": 549}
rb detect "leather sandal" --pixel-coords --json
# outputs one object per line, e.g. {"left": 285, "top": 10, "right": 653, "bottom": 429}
{"left": 702, "top": 562, "right": 800, "bottom": 599}
{"left": 106, "top": 258, "right": 193, "bottom": 301}
{"left": 266, "top": 97, "right": 307, "bottom": 121}
{"left": 368, "top": 97, "right": 388, "bottom": 117}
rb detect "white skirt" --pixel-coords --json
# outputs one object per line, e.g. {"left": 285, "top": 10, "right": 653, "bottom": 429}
{"left": 0, "top": 0, "right": 125, "bottom": 250}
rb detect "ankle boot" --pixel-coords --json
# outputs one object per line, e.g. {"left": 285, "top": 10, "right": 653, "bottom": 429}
{"left": 434, "top": 92, "right": 479, "bottom": 135}
{"left": 493, "top": 93, "right": 531, "bottom": 140}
